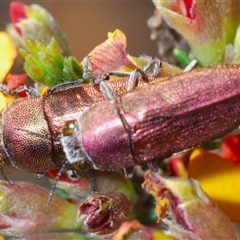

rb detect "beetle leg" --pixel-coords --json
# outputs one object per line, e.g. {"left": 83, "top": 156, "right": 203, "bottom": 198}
{"left": 0, "top": 83, "right": 25, "bottom": 96}
{"left": 183, "top": 59, "right": 198, "bottom": 72}
{"left": 106, "top": 56, "right": 162, "bottom": 80}
{"left": 82, "top": 56, "right": 95, "bottom": 82}
{"left": 107, "top": 58, "right": 162, "bottom": 92}
{"left": 48, "top": 160, "right": 70, "bottom": 205}
{"left": 0, "top": 166, "right": 11, "bottom": 184}
{"left": 0, "top": 83, "right": 12, "bottom": 96}
{"left": 46, "top": 79, "right": 85, "bottom": 95}
{"left": 141, "top": 55, "right": 162, "bottom": 77}
{"left": 147, "top": 161, "right": 159, "bottom": 173}
{"left": 98, "top": 68, "right": 148, "bottom": 100}
{"left": 26, "top": 87, "right": 41, "bottom": 97}
{"left": 107, "top": 68, "right": 149, "bottom": 92}
{"left": 99, "top": 81, "right": 116, "bottom": 100}
{"left": 0, "top": 84, "right": 41, "bottom": 97}
{"left": 127, "top": 69, "right": 139, "bottom": 92}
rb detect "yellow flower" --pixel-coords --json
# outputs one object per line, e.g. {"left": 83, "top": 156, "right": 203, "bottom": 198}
{"left": 189, "top": 148, "right": 240, "bottom": 222}
{"left": 0, "top": 32, "right": 17, "bottom": 112}
{"left": 0, "top": 32, "right": 17, "bottom": 82}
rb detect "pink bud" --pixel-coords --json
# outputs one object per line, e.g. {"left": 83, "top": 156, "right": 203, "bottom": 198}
{"left": 77, "top": 192, "right": 130, "bottom": 236}
{"left": 6, "top": 73, "right": 27, "bottom": 91}
{"left": 10, "top": 2, "right": 27, "bottom": 35}
{"left": 0, "top": 181, "right": 78, "bottom": 237}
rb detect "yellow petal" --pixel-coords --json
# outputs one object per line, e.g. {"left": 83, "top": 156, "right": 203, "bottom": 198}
{"left": 189, "top": 148, "right": 240, "bottom": 222}
{"left": 127, "top": 55, "right": 183, "bottom": 77}
{"left": 0, "top": 32, "right": 17, "bottom": 82}
{"left": 127, "top": 54, "right": 148, "bottom": 69}
{"left": 107, "top": 29, "right": 127, "bottom": 45}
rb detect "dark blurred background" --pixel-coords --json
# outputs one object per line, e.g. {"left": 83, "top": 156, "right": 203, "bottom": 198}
{"left": 0, "top": 1, "right": 158, "bottom": 187}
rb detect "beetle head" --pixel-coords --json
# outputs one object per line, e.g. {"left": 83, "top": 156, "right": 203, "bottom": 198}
{"left": 48, "top": 120, "right": 94, "bottom": 205}
{"left": 61, "top": 120, "right": 93, "bottom": 173}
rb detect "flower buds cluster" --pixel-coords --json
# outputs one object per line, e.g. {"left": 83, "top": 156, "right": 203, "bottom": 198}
{"left": 19, "top": 38, "right": 83, "bottom": 86}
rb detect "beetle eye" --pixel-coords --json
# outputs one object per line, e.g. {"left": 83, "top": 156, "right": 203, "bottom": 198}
{"left": 62, "top": 120, "right": 79, "bottom": 136}
{"left": 75, "top": 160, "right": 92, "bottom": 171}
{"left": 0, "top": 156, "right": 7, "bottom": 166}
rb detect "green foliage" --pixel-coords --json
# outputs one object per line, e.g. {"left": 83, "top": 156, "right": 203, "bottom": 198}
{"left": 20, "top": 38, "right": 83, "bottom": 86}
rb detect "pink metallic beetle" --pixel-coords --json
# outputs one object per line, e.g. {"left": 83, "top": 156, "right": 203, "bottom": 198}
{"left": 1, "top": 64, "right": 240, "bottom": 178}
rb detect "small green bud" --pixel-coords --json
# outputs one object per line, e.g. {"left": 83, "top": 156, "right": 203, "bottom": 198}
{"left": 63, "top": 56, "right": 83, "bottom": 81}
{"left": 173, "top": 48, "right": 192, "bottom": 68}
{"left": 40, "top": 53, "right": 63, "bottom": 85}
{"left": 25, "top": 37, "right": 41, "bottom": 55}
{"left": 24, "top": 54, "right": 46, "bottom": 82}
{"left": 21, "top": 38, "right": 83, "bottom": 86}
{"left": 19, "top": 48, "right": 29, "bottom": 58}
{"left": 47, "top": 38, "right": 64, "bottom": 68}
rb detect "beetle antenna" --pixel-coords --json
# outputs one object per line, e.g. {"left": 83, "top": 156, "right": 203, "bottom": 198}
{"left": 47, "top": 160, "right": 69, "bottom": 205}
{"left": 0, "top": 165, "right": 11, "bottom": 184}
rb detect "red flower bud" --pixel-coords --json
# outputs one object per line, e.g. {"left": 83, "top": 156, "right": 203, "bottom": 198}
{"left": 6, "top": 73, "right": 27, "bottom": 91}
{"left": 182, "top": 0, "right": 196, "bottom": 19}
{"left": 77, "top": 192, "right": 130, "bottom": 236}
{"left": 10, "top": 1, "right": 27, "bottom": 35}
{"left": 222, "top": 134, "right": 240, "bottom": 162}
{"left": 170, "top": 157, "right": 188, "bottom": 177}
